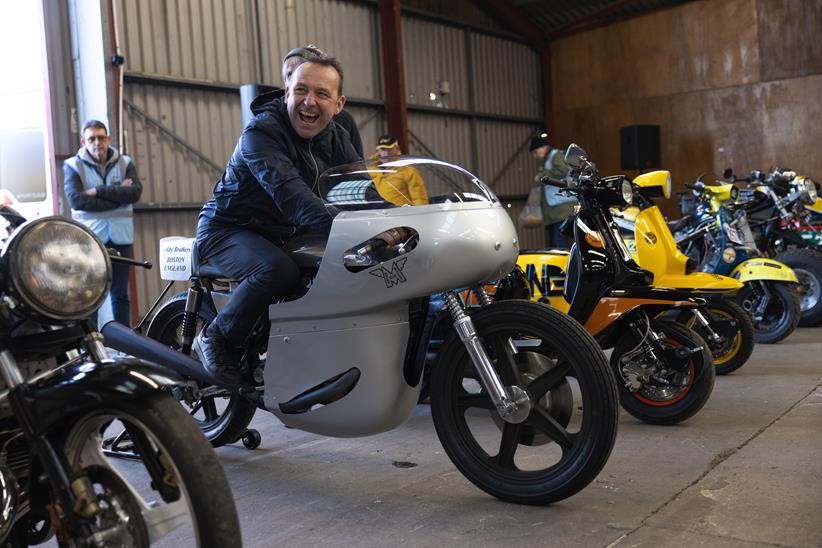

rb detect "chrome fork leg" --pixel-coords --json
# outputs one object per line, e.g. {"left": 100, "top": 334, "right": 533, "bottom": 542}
{"left": 692, "top": 309, "right": 722, "bottom": 342}
{"left": 443, "top": 291, "right": 531, "bottom": 424}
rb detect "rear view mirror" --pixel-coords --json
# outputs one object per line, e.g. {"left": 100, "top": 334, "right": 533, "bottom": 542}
{"left": 722, "top": 168, "right": 733, "bottom": 180}
{"left": 564, "top": 144, "right": 587, "bottom": 170}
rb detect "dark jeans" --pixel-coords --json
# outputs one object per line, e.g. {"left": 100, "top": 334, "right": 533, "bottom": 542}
{"left": 196, "top": 221, "right": 300, "bottom": 347}
{"left": 91, "top": 242, "right": 132, "bottom": 327}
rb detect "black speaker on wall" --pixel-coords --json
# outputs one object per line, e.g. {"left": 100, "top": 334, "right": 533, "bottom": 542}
{"left": 620, "top": 125, "right": 660, "bottom": 170}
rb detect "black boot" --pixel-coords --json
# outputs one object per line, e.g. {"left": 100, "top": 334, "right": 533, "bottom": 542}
{"left": 192, "top": 324, "right": 244, "bottom": 385}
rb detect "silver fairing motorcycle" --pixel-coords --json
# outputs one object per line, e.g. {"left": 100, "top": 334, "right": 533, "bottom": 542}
{"left": 0, "top": 207, "right": 240, "bottom": 547}
{"left": 108, "top": 157, "right": 619, "bottom": 505}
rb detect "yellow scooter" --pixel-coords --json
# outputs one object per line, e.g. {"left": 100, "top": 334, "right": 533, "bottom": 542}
{"left": 673, "top": 179, "right": 800, "bottom": 344}
{"left": 516, "top": 171, "right": 755, "bottom": 375}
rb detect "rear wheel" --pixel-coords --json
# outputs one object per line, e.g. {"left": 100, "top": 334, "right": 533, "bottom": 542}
{"left": 775, "top": 248, "right": 822, "bottom": 327}
{"left": 146, "top": 293, "right": 257, "bottom": 447}
{"left": 611, "top": 319, "right": 715, "bottom": 425}
{"left": 430, "top": 300, "right": 618, "bottom": 505}
{"left": 737, "top": 282, "right": 801, "bottom": 344}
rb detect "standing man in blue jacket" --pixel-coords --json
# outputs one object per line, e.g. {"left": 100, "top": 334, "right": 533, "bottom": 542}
{"left": 64, "top": 120, "right": 143, "bottom": 327}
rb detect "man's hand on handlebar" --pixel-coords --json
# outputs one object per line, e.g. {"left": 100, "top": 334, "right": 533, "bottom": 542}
{"left": 376, "top": 227, "right": 410, "bottom": 246}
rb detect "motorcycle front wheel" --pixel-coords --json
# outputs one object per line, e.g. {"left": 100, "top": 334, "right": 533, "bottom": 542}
{"left": 146, "top": 292, "right": 257, "bottom": 447}
{"left": 737, "top": 281, "right": 801, "bottom": 343}
{"left": 688, "top": 299, "right": 755, "bottom": 375}
{"left": 611, "top": 319, "right": 715, "bottom": 425}
{"left": 430, "top": 300, "right": 618, "bottom": 505}
{"left": 60, "top": 393, "right": 241, "bottom": 547}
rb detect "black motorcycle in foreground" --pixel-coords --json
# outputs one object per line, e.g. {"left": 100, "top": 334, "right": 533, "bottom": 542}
{"left": 0, "top": 207, "right": 240, "bottom": 547}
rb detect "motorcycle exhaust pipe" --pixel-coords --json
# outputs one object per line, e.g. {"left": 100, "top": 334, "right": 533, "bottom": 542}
{"left": 101, "top": 321, "right": 220, "bottom": 386}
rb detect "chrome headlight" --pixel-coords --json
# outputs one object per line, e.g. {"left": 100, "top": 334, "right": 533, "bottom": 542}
{"left": 805, "top": 179, "right": 818, "bottom": 202}
{"left": 621, "top": 179, "right": 634, "bottom": 205}
{"left": 1, "top": 218, "right": 111, "bottom": 321}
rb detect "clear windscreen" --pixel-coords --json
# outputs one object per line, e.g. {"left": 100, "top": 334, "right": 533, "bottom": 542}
{"left": 318, "top": 156, "right": 498, "bottom": 214}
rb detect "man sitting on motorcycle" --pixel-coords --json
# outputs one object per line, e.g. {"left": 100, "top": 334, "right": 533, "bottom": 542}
{"left": 192, "top": 55, "right": 364, "bottom": 383}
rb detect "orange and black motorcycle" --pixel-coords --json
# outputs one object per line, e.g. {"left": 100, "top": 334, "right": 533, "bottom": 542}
{"left": 498, "top": 144, "right": 715, "bottom": 425}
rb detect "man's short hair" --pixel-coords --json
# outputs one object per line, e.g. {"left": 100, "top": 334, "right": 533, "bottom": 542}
{"left": 283, "top": 46, "right": 344, "bottom": 96}
{"left": 293, "top": 57, "right": 345, "bottom": 96}
{"left": 82, "top": 120, "right": 108, "bottom": 135}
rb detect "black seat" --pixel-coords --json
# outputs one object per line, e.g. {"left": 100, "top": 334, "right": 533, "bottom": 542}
{"left": 190, "top": 234, "right": 327, "bottom": 280}
{"left": 666, "top": 215, "right": 691, "bottom": 233}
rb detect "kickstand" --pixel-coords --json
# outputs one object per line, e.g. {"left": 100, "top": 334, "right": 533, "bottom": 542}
{"left": 102, "top": 428, "right": 142, "bottom": 460}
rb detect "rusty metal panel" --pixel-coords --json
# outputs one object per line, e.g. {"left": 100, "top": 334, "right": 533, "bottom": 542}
{"left": 256, "top": 0, "right": 380, "bottom": 98}
{"left": 551, "top": 0, "right": 760, "bottom": 111}
{"left": 133, "top": 211, "right": 199, "bottom": 317}
{"left": 115, "top": 0, "right": 259, "bottom": 83}
{"left": 757, "top": 0, "right": 822, "bottom": 81}
{"left": 475, "top": 120, "right": 537, "bottom": 197}
{"left": 471, "top": 34, "right": 541, "bottom": 118}
{"left": 123, "top": 83, "right": 240, "bottom": 205}
{"left": 402, "top": 17, "right": 470, "bottom": 110}
{"left": 345, "top": 104, "right": 384, "bottom": 156}
{"left": 407, "top": 112, "right": 472, "bottom": 169}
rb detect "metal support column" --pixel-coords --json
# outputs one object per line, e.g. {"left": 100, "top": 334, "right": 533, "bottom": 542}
{"left": 378, "top": 0, "right": 409, "bottom": 153}
{"left": 540, "top": 46, "right": 554, "bottom": 143}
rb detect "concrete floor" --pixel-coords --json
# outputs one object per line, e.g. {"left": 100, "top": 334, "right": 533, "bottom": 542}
{"left": 124, "top": 327, "right": 822, "bottom": 547}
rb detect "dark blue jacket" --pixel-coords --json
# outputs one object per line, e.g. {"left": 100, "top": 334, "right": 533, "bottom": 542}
{"left": 200, "top": 91, "right": 360, "bottom": 240}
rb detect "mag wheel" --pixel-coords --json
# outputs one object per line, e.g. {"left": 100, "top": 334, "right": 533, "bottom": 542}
{"left": 776, "top": 248, "right": 822, "bottom": 326}
{"left": 689, "top": 300, "right": 755, "bottom": 375}
{"left": 430, "top": 300, "right": 618, "bottom": 505}
{"left": 737, "top": 282, "right": 801, "bottom": 343}
{"left": 61, "top": 393, "right": 241, "bottom": 547}
{"left": 611, "top": 319, "right": 715, "bottom": 425}
{"left": 146, "top": 293, "right": 257, "bottom": 447}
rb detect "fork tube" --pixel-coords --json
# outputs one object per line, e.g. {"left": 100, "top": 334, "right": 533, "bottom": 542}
{"left": 442, "top": 291, "right": 530, "bottom": 423}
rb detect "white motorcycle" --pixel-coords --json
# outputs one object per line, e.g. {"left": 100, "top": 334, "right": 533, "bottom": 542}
{"left": 105, "top": 157, "right": 619, "bottom": 505}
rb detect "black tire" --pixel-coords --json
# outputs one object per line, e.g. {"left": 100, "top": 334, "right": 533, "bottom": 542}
{"left": 430, "top": 300, "right": 618, "bottom": 505}
{"left": 776, "top": 248, "right": 822, "bottom": 327}
{"left": 61, "top": 393, "right": 242, "bottom": 547}
{"left": 611, "top": 320, "right": 715, "bottom": 425}
{"left": 693, "top": 299, "right": 755, "bottom": 376}
{"left": 736, "top": 281, "right": 801, "bottom": 344}
{"left": 146, "top": 292, "right": 257, "bottom": 447}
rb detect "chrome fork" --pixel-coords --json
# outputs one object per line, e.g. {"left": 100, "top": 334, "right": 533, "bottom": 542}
{"left": 442, "top": 291, "right": 531, "bottom": 424}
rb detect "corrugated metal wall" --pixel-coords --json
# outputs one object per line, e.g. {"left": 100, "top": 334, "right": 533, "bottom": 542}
{"left": 102, "top": 0, "right": 545, "bottom": 316}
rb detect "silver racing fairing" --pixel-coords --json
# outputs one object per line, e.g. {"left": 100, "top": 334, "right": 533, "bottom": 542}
{"left": 265, "top": 157, "right": 519, "bottom": 436}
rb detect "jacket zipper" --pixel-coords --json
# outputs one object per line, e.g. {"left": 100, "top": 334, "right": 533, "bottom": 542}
{"left": 308, "top": 139, "right": 319, "bottom": 192}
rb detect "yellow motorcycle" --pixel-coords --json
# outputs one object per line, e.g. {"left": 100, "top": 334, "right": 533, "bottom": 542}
{"left": 612, "top": 172, "right": 756, "bottom": 374}
{"left": 516, "top": 171, "right": 755, "bottom": 375}
{"left": 498, "top": 145, "right": 715, "bottom": 425}
{"left": 673, "top": 179, "right": 800, "bottom": 344}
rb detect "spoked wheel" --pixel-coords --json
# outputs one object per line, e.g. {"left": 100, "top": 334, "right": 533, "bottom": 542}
{"left": 737, "top": 281, "right": 800, "bottom": 343}
{"left": 430, "top": 300, "right": 618, "bottom": 505}
{"left": 611, "top": 319, "right": 715, "bottom": 425}
{"left": 61, "top": 393, "right": 241, "bottom": 547}
{"left": 687, "top": 299, "right": 755, "bottom": 375}
{"left": 146, "top": 293, "right": 257, "bottom": 447}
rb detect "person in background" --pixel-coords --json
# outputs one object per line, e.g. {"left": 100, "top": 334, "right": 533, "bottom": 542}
{"left": 530, "top": 131, "right": 575, "bottom": 248}
{"left": 282, "top": 45, "right": 363, "bottom": 158}
{"left": 369, "top": 133, "right": 428, "bottom": 206}
{"left": 64, "top": 119, "right": 142, "bottom": 327}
